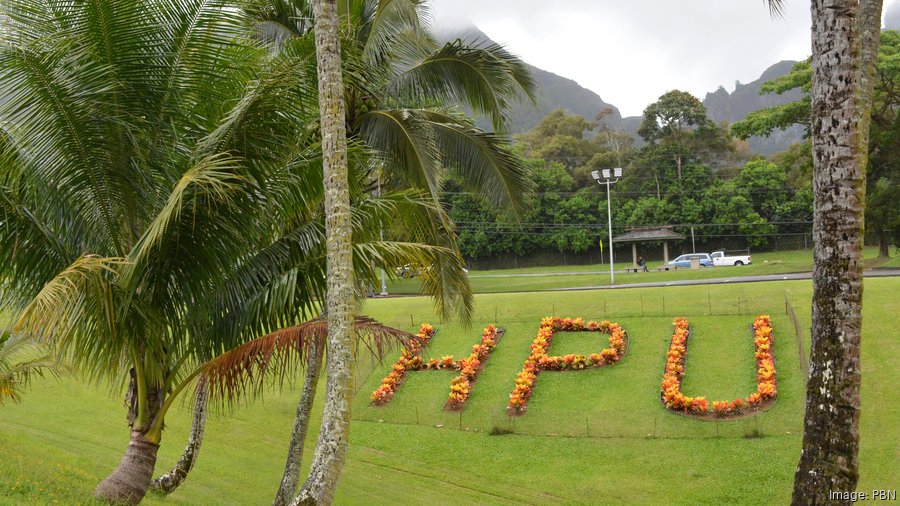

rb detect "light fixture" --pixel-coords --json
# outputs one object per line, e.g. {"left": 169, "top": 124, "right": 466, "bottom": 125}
{"left": 614, "top": 167, "right": 623, "bottom": 178}
{"left": 602, "top": 169, "right": 611, "bottom": 179}
{"left": 591, "top": 170, "right": 600, "bottom": 180}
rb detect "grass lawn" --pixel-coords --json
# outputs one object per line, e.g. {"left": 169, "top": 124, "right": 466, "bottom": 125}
{"left": 0, "top": 278, "right": 897, "bottom": 505}
{"left": 384, "top": 247, "right": 898, "bottom": 294}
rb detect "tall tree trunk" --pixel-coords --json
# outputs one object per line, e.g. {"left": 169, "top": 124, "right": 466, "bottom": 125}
{"left": 675, "top": 152, "right": 683, "bottom": 181}
{"left": 878, "top": 229, "right": 890, "bottom": 258}
{"left": 295, "top": 1, "right": 355, "bottom": 504}
{"left": 94, "top": 385, "right": 164, "bottom": 505}
{"left": 273, "top": 340, "right": 323, "bottom": 506}
{"left": 791, "top": 0, "right": 880, "bottom": 503}
{"left": 149, "top": 380, "right": 209, "bottom": 496}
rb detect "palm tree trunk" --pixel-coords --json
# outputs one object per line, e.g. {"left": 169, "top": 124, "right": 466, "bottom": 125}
{"left": 295, "top": 1, "right": 355, "bottom": 504}
{"left": 149, "top": 380, "right": 209, "bottom": 496}
{"left": 273, "top": 340, "right": 323, "bottom": 506}
{"left": 94, "top": 385, "right": 164, "bottom": 505}
{"left": 791, "top": 0, "right": 880, "bottom": 502}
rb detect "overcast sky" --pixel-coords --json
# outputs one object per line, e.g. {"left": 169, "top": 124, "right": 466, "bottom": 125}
{"left": 430, "top": 1, "right": 900, "bottom": 117}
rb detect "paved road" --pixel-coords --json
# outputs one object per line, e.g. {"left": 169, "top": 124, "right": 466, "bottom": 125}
{"left": 379, "top": 269, "right": 900, "bottom": 298}
{"left": 546, "top": 268, "right": 900, "bottom": 292}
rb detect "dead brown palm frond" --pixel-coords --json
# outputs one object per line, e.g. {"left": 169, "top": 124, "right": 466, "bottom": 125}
{"left": 200, "top": 316, "right": 419, "bottom": 408}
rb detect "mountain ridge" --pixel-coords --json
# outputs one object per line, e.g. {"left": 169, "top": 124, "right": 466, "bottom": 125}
{"left": 440, "top": 25, "right": 804, "bottom": 154}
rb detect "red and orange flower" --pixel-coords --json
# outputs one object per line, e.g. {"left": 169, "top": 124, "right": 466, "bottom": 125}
{"left": 508, "top": 317, "right": 628, "bottom": 413}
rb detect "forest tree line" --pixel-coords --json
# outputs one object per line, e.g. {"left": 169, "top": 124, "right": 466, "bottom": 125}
{"left": 444, "top": 30, "right": 899, "bottom": 262}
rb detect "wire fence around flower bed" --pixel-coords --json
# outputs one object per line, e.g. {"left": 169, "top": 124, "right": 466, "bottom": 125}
{"left": 381, "top": 292, "right": 789, "bottom": 332}
{"left": 355, "top": 404, "right": 801, "bottom": 441}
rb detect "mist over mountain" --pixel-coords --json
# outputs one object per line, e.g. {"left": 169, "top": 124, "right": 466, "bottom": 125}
{"left": 437, "top": 26, "right": 621, "bottom": 133}
{"left": 440, "top": 25, "right": 805, "bottom": 154}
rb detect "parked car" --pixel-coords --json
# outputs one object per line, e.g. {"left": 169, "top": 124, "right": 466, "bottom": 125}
{"left": 710, "top": 250, "right": 752, "bottom": 266}
{"left": 668, "top": 253, "right": 714, "bottom": 268}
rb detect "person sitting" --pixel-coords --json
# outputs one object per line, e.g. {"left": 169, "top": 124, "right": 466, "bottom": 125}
{"left": 637, "top": 256, "right": 648, "bottom": 272}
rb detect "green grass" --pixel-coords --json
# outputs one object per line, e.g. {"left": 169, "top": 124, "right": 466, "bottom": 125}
{"left": 0, "top": 278, "right": 898, "bottom": 505}
{"left": 385, "top": 247, "right": 896, "bottom": 294}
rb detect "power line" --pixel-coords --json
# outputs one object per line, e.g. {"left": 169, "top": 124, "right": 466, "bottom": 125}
{"left": 453, "top": 221, "right": 813, "bottom": 229}
{"left": 453, "top": 230, "right": 812, "bottom": 239}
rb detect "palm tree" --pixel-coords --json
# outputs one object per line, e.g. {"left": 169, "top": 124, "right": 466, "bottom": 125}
{"left": 763, "top": 0, "right": 882, "bottom": 502}
{"left": 791, "top": 0, "right": 882, "bottom": 502}
{"left": 240, "top": 2, "right": 535, "bottom": 503}
{"left": 297, "top": 1, "right": 355, "bottom": 503}
{"left": 0, "top": 1, "right": 472, "bottom": 504}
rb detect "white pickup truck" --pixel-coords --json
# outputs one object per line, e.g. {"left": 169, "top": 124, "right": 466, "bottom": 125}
{"left": 710, "top": 250, "right": 752, "bottom": 266}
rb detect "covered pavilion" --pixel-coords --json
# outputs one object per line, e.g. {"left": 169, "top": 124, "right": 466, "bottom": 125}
{"left": 611, "top": 226, "right": 686, "bottom": 267}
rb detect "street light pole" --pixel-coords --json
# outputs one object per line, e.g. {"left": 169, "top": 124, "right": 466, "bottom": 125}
{"left": 605, "top": 178, "right": 615, "bottom": 285}
{"left": 592, "top": 168, "right": 623, "bottom": 286}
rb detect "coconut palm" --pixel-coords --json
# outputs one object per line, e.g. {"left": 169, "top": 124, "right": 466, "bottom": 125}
{"left": 762, "top": 0, "right": 883, "bottom": 502}
{"left": 790, "top": 0, "right": 882, "bottom": 502}
{"left": 0, "top": 1, "right": 473, "bottom": 504}
{"left": 298, "top": 1, "right": 355, "bottom": 503}
{"left": 238, "top": 2, "right": 536, "bottom": 503}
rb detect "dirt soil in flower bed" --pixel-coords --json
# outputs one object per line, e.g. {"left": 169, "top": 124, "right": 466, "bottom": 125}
{"left": 507, "top": 329, "right": 630, "bottom": 417}
{"left": 659, "top": 325, "right": 777, "bottom": 421}
{"left": 444, "top": 328, "right": 505, "bottom": 413}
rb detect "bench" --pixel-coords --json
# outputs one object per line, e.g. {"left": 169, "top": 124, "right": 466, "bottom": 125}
{"left": 624, "top": 268, "right": 640, "bottom": 273}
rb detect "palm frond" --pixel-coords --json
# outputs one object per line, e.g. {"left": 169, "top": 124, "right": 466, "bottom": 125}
{"left": 765, "top": 0, "right": 785, "bottom": 18}
{"left": 243, "top": 0, "right": 314, "bottom": 46}
{"left": 201, "top": 316, "right": 417, "bottom": 408}
{"left": 358, "top": 0, "right": 428, "bottom": 64}
{"left": 388, "top": 38, "right": 536, "bottom": 131}
{"left": 0, "top": 332, "right": 61, "bottom": 405}
{"left": 13, "top": 255, "right": 129, "bottom": 382}
{"left": 0, "top": 38, "right": 126, "bottom": 255}
{"left": 0, "top": 183, "right": 77, "bottom": 307}
{"left": 356, "top": 109, "right": 442, "bottom": 197}
{"left": 125, "top": 153, "right": 246, "bottom": 280}
{"left": 420, "top": 109, "right": 533, "bottom": 217}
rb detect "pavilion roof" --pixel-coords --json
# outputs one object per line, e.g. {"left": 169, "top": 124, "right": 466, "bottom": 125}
{"left": 612, "top": 227, "right": 686, "bottom": 243}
